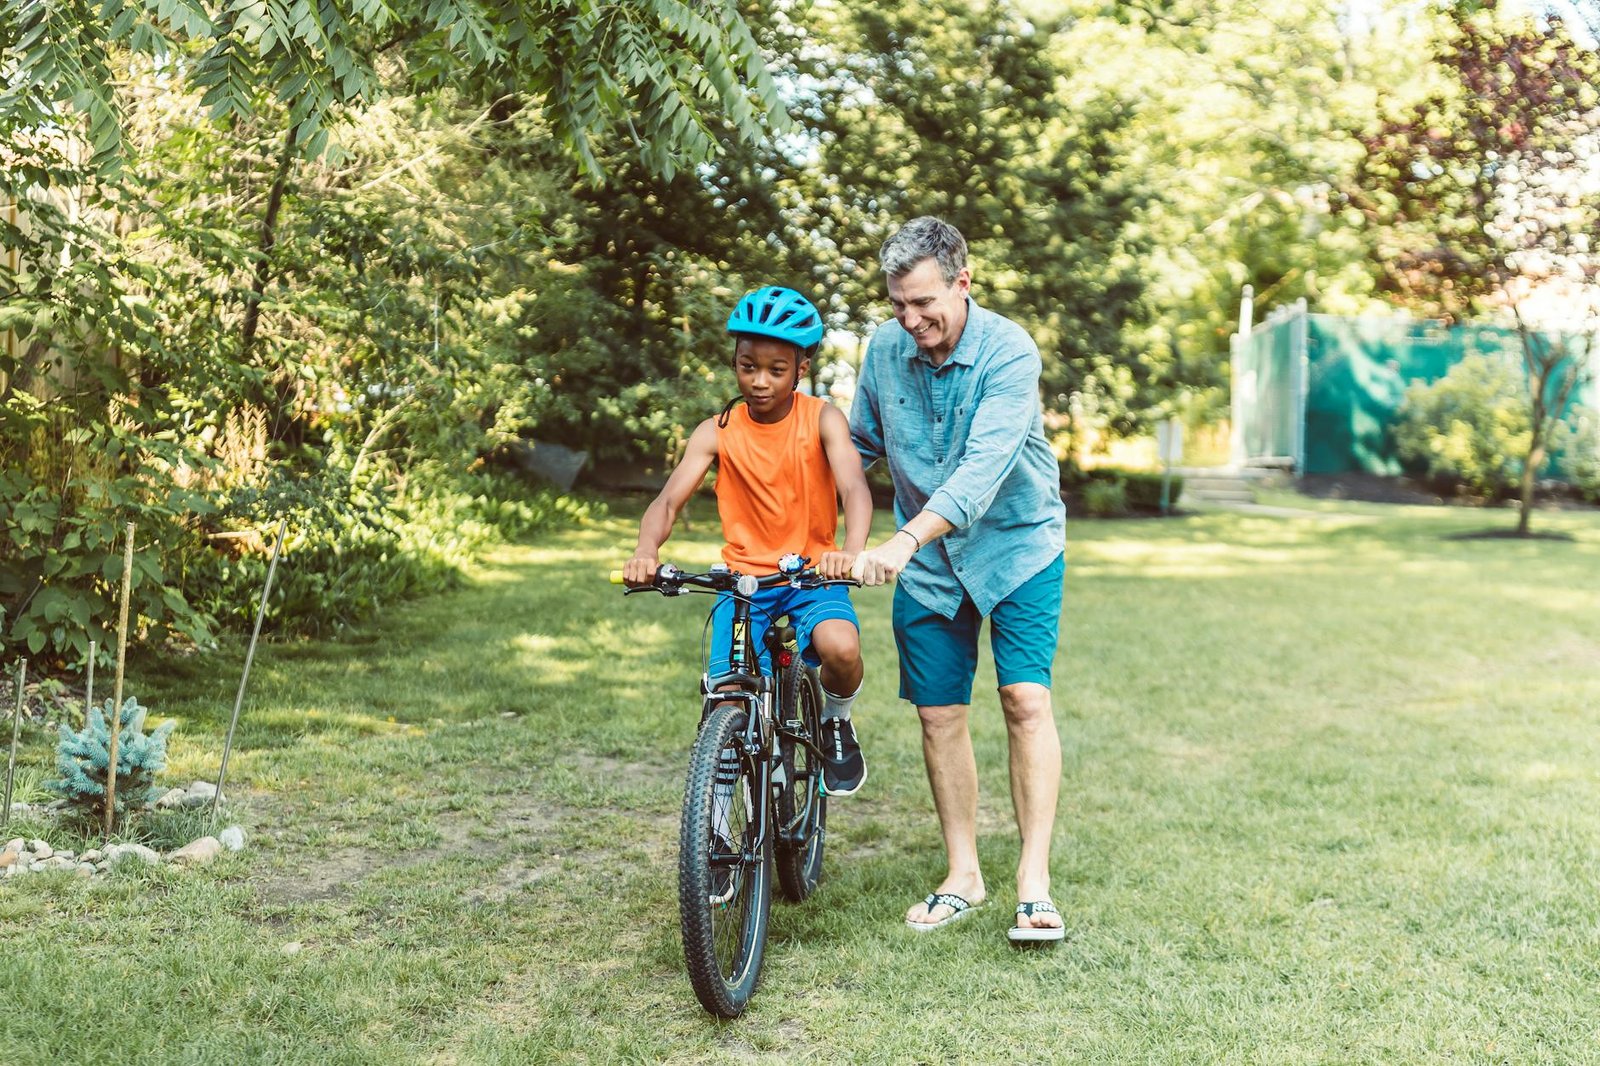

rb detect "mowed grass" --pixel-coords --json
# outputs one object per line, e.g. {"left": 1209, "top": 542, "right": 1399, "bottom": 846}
{"left": 6, "top": 494, "right": 1600, "bottom": 1063}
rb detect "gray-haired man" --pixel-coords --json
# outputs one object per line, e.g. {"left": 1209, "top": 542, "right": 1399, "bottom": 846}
{"left": 850, "top": 216, "right": 1067, "bottom": 942}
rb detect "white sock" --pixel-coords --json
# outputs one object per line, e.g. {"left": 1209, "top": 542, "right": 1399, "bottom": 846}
{"left": 821, "top": 681, "right": 861, "bottom": 722}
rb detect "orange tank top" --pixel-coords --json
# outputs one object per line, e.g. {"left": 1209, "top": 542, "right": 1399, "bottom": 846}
{"left": 715, "top": 392, "right": 839, "bottom": 574}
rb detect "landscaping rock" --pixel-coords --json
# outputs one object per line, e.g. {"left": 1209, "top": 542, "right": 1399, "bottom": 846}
{"left": 155, "top": 788, "right": 190, "bottom": 810}
{"left": 6, "top": 838, "right": 22, "bottom": 853}
{"left": 188, "top": 781, "right": 218, "bottom": 801}
{"left": 75, "top": 863, "right": 95, "bottom": 878}
{"left": 81, "top": 849, "right": 101, "bottom": 863}
{"left": 219, "top": 826, "right": 247, "bottom": 852}
{"left": 169, "top": 836, "right": 222, "bottom": 866}
{"left": 105, "top": 843, "right": 160, "bottom": 868}
{"left": 31, "top": 840, "right": 52, "bottom": 860}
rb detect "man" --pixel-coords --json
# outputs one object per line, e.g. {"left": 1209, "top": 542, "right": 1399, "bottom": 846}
{"left": 850, "top": 217, "right": 1067, "bottom": 942}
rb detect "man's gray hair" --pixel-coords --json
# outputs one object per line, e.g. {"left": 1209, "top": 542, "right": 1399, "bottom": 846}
{"left": 879, "top": 216, "right": 968, "bottom": 283}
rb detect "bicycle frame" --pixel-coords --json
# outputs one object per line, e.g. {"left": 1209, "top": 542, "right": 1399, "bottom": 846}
{"left": 699, "top": 587, "right": 820, "bottom": 886}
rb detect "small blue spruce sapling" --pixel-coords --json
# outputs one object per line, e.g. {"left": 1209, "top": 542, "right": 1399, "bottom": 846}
{"left": 50, "top": 697, "right": 176, "bottom": 824}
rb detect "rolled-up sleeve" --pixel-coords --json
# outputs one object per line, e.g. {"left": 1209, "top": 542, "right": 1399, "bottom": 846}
{"left": 923, "top": 348, "right": 1039, "bottom": 529}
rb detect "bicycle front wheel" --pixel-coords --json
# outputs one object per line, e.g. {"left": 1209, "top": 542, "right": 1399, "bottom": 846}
{"left": 775, "top": 664, "right": 827, "bottom": 902}
{"left": 679, "top": 703, "right": 771, "bottom": 1018}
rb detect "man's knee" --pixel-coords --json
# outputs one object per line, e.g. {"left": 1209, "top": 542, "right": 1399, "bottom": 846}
{"left": 917, "top": 703, "right": 969, "bottom": 739}
{"left": 998, "top": 682, "right": 1054, "bottom": 729}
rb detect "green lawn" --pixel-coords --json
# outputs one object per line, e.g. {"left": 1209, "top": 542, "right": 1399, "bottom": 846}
{"left": 6, "top": 496, "right": 1600, "bottom": 1064}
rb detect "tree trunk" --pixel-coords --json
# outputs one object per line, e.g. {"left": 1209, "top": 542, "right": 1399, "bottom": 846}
{"left": 240, "top": 124, "right": 298, "bottom": 361}
{"left": 1518, "top": 439, "right": 1545, "bottom": 537}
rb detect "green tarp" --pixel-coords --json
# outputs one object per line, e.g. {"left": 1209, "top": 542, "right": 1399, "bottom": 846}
{"left": 1237, "top": 306, "right": 1596, "bottom": 476}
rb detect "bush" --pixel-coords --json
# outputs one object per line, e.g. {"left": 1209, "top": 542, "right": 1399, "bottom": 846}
{"left": 1394, "top": 354, "right": 1531, "bottom": 498}
{"left": 51, "top": 696, "right": 174, "bottom": 827}
{"left": 1119, "top": 471, "right": 1181, "bottom": 512}
{"left": 176, "top": 469, "right": 598, "bottom": 636}
{"left": 1082, "top": 479, "right": 1129, "bottom": 517}
{"left": 1062, "top": 464, "right": 1180, "bottom": 515}
{"left": 1552, "top": 407, "right": 1600, "bottom": 504}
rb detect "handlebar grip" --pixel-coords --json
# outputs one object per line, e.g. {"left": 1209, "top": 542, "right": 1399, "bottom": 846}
{"left": 609, "top": 570, "right": 625, "bottom": 584}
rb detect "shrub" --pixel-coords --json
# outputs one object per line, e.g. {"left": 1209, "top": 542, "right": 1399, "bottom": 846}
{"left": 1555, "top": 407, "right": 1600, "bottom": 504}
{"left": 1120, "top": 471, "right": 1180, "bottom": 512}
{"left": 1393, "top": 354, "right": 1531, "bottom": 498}
{"left": 1082, "top": 479, "right": 1129, "bottom": 517}
{"left": 1063, "top": 465, "right": 1180, "bottom": 514}
{"left": 50, "top": 696, "right": 174, "bottom": 826}
{"left": 176, "top": 468, "right": 598, "bottom": 636}
{"left": 177, "top": 472, "right": 477, "bottom": 636}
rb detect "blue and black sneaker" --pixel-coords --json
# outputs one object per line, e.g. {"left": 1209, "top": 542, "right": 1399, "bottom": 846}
{"left": 820, "top": 717, "right": 866, "bottom": 797}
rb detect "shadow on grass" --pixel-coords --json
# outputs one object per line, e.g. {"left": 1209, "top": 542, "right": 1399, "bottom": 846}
{"left": 1444, "top": 529, "right": 1577, "bottom": 542}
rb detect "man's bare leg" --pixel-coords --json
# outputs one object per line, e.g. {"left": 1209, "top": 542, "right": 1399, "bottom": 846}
{"left": 1000, "top": 682, "right": 1062, "bottom": 930}
{"left": 905, "top": 703, "right": 987, "bottom": 925}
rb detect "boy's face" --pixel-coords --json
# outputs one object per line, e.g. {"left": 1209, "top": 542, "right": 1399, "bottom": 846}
{"left": 734, "top": 335, "right": 809, "bottom": 421}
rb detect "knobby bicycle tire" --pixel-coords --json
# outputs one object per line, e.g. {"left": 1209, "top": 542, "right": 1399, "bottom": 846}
{"left": 679, "top": 703, "right": 771, "bottom": 1018}
{"left": 774, "top": 664, "right": 827, "bottom": 902}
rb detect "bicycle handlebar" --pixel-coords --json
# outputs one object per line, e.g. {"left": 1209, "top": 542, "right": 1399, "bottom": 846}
{"left": 609, "top": 561, "right": 861, "bottom": 596}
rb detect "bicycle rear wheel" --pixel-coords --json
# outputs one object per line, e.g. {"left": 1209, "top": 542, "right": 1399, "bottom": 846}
{"left": 775, "top": 664, "right": 827, "bottom": 902}
{"left": 679, "top": 703, "right": 771, "bottom": 1018}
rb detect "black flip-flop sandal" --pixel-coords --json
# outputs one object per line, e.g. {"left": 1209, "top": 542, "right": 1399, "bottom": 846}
{"left": 905, "top": 892, "right": 984, "bottom": 932}
{"left": 1008, "top": 899, "right": 1065, "bottom": 942}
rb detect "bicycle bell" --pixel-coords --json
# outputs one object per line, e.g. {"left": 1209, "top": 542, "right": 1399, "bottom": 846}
{"left": 777, "top": 553, "right": 806, "bottom": 576}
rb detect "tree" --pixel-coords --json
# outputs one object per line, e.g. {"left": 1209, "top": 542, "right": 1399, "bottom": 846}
{"left": 775, "top": 0, "right": 1155, "bottom": 442}
{"left": 1353, "top": 1, "right": 1600, "bottom": 534}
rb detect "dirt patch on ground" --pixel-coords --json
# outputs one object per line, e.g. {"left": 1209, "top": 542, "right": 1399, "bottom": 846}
{"left": 251, "top": 753, "right": 676, "bottom": 906}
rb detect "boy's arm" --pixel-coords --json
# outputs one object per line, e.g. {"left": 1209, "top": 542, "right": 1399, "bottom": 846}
{"left": 818, "top": 404, "right": 872, "bottom": 580}
{"left": 624, "top": 418, "right": 718, "bottom": 586}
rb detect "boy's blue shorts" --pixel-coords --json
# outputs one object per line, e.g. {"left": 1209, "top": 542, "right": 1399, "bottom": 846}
{"left": 892, "top": 552, "right": 1064, "bottom": 706}
{"left": 707, "top": 582, "right": 858, "bottom": 677}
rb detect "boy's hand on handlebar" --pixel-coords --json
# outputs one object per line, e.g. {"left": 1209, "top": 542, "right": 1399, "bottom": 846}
{"left": 623, "top": 554, "right": 660, "bottom": 587}
{"left": 850, "top": 536, "right": 916, "bottom": 586}
{"left": 817, "top": 551, "right": 857, "bottom": 580}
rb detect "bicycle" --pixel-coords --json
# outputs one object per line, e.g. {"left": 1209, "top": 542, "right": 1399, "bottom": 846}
{"left": 612, "top": 553, "right": 858, "bottom": 1018}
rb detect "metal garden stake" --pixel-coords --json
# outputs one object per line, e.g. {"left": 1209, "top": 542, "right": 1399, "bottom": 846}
{"left": 84, "top": 639, "right": 96, "bottom": 729}
{"left": 213, "top": 518, "right": 287, "bottom": 820}
{"left": 2, "top": 659, "right": 25, "bottom": 828}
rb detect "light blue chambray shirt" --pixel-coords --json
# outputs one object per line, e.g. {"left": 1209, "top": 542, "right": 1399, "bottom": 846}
{"left": 851, "top": 297, "right": 1066, "bottom": 620}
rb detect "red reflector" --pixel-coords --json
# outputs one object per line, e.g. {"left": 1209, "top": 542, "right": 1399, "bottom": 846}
{"left": 778, "top": 651, "right": 794, "bottom": 668}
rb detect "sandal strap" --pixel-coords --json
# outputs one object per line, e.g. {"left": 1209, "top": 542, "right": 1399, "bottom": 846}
{"left": 925, "top": 892, "right": 972, "bottom": 914}
{"left": 1016, "top": 899, "right": 1058, "bottom": 917}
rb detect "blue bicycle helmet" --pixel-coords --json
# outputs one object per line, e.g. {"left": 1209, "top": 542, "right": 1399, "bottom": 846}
{"left": 727, "top": 286, "right": 825, "bottom": 350}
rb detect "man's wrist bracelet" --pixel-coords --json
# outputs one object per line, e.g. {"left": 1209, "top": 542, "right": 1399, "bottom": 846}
{"left": 895, "top": 527, "right": 922, "bottom": 550}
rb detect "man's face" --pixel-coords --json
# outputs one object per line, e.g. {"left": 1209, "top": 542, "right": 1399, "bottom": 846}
{"left": 886, "top": 257, "right": 971, "bottom": 360}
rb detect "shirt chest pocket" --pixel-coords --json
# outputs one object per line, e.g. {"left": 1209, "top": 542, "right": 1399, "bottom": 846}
{"left": 884, "top": 395, "right": 923, "bottom": 442}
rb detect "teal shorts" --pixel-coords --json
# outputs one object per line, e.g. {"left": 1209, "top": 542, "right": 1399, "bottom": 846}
{"left": 893, "top": 553, "right": 1064, "bottom": 706}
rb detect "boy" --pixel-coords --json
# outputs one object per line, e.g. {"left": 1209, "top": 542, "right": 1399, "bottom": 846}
{"left": 624, "top": 285, "right": 871, "bottom": 795}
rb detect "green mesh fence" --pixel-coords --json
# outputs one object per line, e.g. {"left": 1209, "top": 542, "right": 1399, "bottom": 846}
{"left": 1238, "top": 305, "right": 1597, "bottom": 477}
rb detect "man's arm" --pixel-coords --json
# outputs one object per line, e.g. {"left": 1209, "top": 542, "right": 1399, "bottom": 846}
{"left": 848, "top": 343, "right": 886, "bottom": 469}
{"left": 919, "top": 348, "right": 1038, "bottom": 530}
{"left": 818, "top": 404, "right": 872, "bottom": 580}
{"left": 851, "top": 347, "right": 1038, "bottom": 587}
{"left": 624, "top": 418, "right": 718, "bottom": 586}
